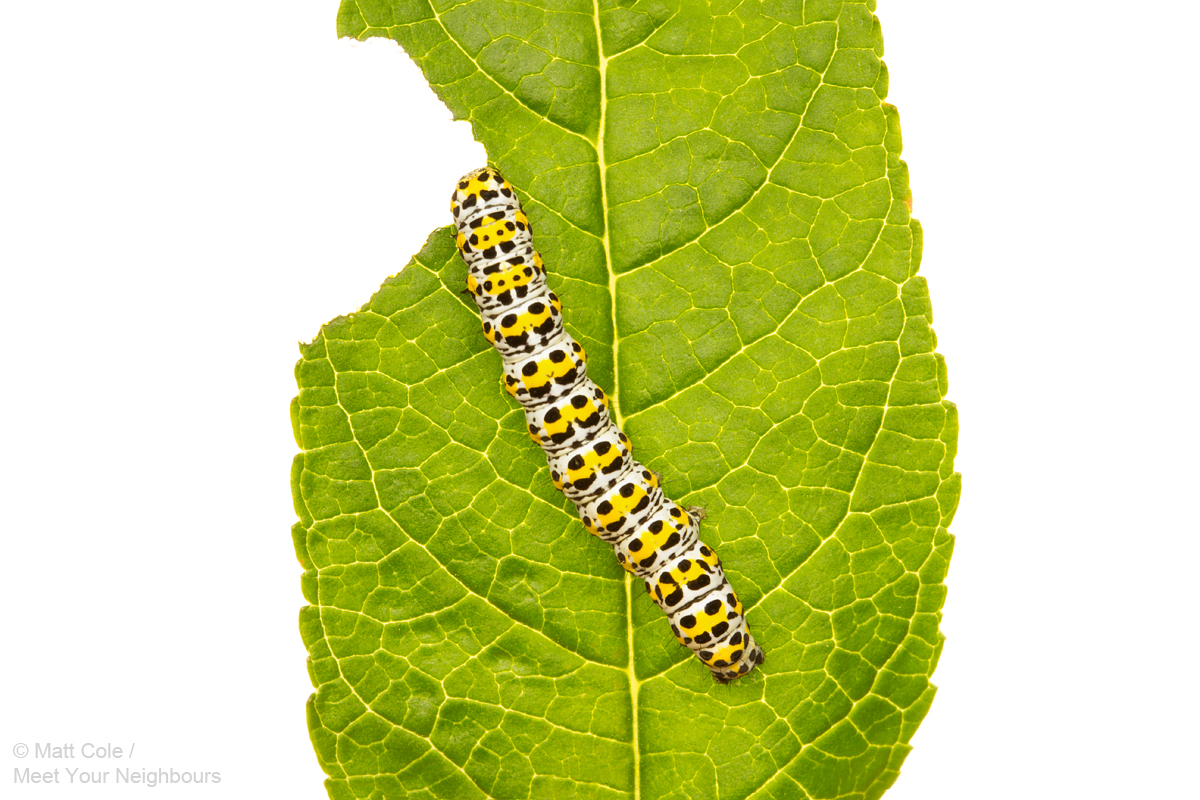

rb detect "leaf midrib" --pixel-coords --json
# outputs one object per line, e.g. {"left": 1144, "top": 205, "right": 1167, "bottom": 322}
{"left": 588, "top": 3, "right": 640, "bottom": 798}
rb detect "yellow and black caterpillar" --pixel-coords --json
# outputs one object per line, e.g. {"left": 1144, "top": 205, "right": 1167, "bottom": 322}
{"left": 450, "top": 167, "right": 764, "bottom": 683}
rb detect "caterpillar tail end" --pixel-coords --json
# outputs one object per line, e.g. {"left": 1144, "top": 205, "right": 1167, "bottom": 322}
{"left": 710, "top": 633, "right": 765, "bottom": 684}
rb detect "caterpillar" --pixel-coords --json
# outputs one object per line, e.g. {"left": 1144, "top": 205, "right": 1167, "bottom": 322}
{"left": 450, "top": 167, "right": 764, "bottom": 683}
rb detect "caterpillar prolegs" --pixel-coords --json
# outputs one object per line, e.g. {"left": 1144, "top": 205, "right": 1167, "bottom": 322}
{"left": 450, "top": 167, "right": 765, "bottom": 683}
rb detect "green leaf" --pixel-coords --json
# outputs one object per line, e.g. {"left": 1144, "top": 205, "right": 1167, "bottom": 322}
{"left": 292, "top": 0, "right": 959, "bottom": 797}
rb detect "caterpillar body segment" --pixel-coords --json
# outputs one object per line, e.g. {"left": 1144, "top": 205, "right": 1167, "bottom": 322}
{"left": 481, "top": 288, "right": 564, "bottom": 357}
{"left": 465, "top": 246, "right": 545, "bottom": 311}
{"left": 523, "top": 385, "right": 612, "bottom": 453}
{"left": 451, "top": 166, "right": 764, "bottom": 683}
{"left": 577, "top": 468, "right": 663, "bottom": 540}
{"left": 500, "top": 339, "right": 588, "bottom": 405}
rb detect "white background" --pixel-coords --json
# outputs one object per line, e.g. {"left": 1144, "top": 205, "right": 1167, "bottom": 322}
{"left": 1, "top": 2, "right": 1196, "bottom": 798}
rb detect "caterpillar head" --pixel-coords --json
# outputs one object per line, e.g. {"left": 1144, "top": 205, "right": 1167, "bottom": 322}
{"left": 450, "top": 166, "right": 519, "bottom": 226}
